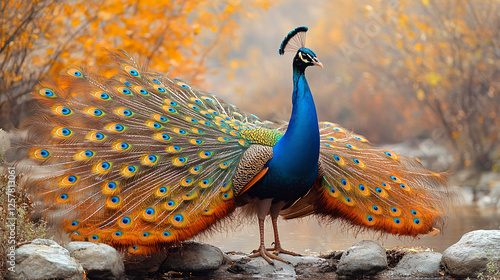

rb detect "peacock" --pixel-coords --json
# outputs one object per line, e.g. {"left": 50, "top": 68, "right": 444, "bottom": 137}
{"left": 19, "top": 26, "right": 451, "bottom": 264}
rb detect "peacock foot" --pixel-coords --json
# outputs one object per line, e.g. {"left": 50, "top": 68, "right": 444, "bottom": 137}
{"left": 248, "top": 245, "right": 291, "bottom": 265}
{"left": 266, "top": 244, "right": 301, "bottom": 257}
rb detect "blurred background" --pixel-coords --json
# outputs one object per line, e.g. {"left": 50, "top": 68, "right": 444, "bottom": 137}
{"left": 1, "top": 0, "right": 499, "bottom": 253}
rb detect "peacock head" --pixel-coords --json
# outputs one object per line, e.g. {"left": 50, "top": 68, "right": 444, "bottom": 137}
{"left": 279, "top": 26, "right": 323, "bottom": 71}
{"left": 293, "top": 48, "right": 323, "bottom": 70}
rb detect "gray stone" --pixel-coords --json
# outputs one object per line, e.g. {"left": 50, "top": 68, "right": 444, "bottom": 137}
{"left": 337, "top": 240, "right": 387, "bottom": 276}
{"left": 442, "top": 230, "right": 500, "bottom": 278}
{"left": 123, "top": 250, "right": 169, "bottom": 276}
{"left": 380, "top": 251, "right": 443, "bottom": 277}
{"left": 225, "top": 254, "right": 297, "bottom": 277}
{"left": 6, "top": 239, "right": 85, "bottom": 280}
{"left": 160, "top": 241, "right": 224, "bottom": 272}
{"left": 223, "top": 253, "right": 334, "bottom": 278}
{"left": 65, "top": 242, "right": 125, "bottom": 280}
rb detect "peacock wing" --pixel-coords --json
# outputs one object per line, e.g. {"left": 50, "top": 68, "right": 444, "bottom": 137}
{"left": 281, "top": 122, "right": 452, "bottom": 236}
{"left": 23, "top": 50, "right": 271, "bottom": 254}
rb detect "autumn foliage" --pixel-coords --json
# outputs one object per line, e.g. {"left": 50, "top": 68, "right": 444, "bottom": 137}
{"left": 0, "top": 0, "right": 270, "bottom": 128}
{"left": 330, "top": 0, "right": 500, "bottom": 171}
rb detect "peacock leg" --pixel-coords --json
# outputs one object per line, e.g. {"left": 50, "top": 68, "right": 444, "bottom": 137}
{"left": 248, "top": 199, "right": 289, "bottom": 264}
{"left": 266, "top": 201, "right": 301, "bottom": 256}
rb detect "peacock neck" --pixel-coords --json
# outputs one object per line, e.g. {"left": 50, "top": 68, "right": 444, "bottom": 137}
{"left": 271, "top": 67, "right": 320, "bottom": 177}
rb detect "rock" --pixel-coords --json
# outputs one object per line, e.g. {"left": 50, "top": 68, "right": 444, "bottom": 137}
{"left": 123, "top": 251, "right": 169, "bottom": 276}
{"left": 160, "top": 241, "right": 224, "bottom": 273}
{"left": 336, "top": 240, "right": 387, "bottom": 276}
{"left": 225, "top": 253, "right": 329, "bottom": 278}
{"left": 442, "top": 230, "right": 500, "bottom": 278}
{"left": 6, "top": 239, "right": 85, "bottom": 280}
{"left": 380, "top": 251, "right": 443, "bottom": 277}
{"left": 65, "top": 242, "right": 125, "bottom": 280}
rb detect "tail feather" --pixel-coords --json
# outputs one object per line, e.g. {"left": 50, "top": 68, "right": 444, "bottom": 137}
{"left": 281, "top": 122, "right": 453, "bottom": 236}
{"left": 20, "top": 50, "right": 269, "bottom": 254}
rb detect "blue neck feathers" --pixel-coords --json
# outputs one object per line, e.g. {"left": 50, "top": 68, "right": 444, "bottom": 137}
{"left": 271, "top": 66, "right": 320, "bottom": 177}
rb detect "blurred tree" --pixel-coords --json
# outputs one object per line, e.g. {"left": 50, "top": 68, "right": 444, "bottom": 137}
{"left": 320, "top": 0, "right": 500, "bottom": 172}
{"left": 0, "top": 0, "right": 271, "bottom": 129}
{"left": 320, "top": 0, "right": 500, "bottom": 200}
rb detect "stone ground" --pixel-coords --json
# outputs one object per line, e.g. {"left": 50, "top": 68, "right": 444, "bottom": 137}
{"left": 6, "top": 230, "right": 500, "bottom": 279}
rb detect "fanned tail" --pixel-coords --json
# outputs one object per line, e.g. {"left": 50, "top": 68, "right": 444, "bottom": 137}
{"left": 21, "top": 50, "right": 270, "bottom": 254}
{"left": 281, "top": 122, "right": 452, "bottom": 236}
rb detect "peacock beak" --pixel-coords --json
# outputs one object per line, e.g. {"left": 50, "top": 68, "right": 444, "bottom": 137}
{"left": 312, "top": 58, "right": 323, "bottom": 68}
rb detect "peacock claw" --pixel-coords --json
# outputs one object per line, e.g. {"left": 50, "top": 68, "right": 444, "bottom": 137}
{"left": 248, "top": 245, "right": 289, "bottom": 265}
{"left": 266, "top": 246, "right": 301, "bottom": 257}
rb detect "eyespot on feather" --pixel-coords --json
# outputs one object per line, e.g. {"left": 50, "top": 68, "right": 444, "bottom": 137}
{"left": 339, "top": 178, "right": 351, "bottom": 190}
{"left": 163, "top": 199, "right": 178, "bottom": 211}
{"left": 189, "top": 138, "right": 204, "bottom": 145}
{"left": 141, "top": 154, "right": 158, "bottom": 166}
{"left": 86, "top": 131, "right": 107, "bottom": 142}
{"left": 67, "top": 68, "right": 83, "bottom": 77}
{"left": 220, "top": 181, "right": 232, "bottom": 192}
{"left": 120, "top": 165, "right": 138, "bottom": 177}
{"left": 85, "top": 107, "right": 105, "bottom": 117}
{"left": 333, "top": 154, "right": 346, "bottom": 166}
{"left": 93, "top": 161, "right": 112, "bottom": 174}
{"left": 217, "top": 137, "right": 229, "bottom": 143}
{"left": 123, "top": 65, "right": 140, "bottom": 77}
{"left": 92, "top": 91, "right": 111, "bottom": 101}
{"left": 133, "top": 85, "right": 150, "bottom": 96}
{"left": 191, "top": 128, "right": 205, "bottom": 135}
{"left": 116, "top": 86, "right": 133, "bottom": 96}
{"left": 52, "top": 127, "right": 73, "bottom": 138}
{"left": 73, "top": 150, "right": 95, "bottom": 161}
{"left": 343, "top": 196, "right": 355, "bottom": 206}
{"left": 56, "top": 193, "right": 70, "bottom": 204}
{"left": 52, "top": 105, "right": 73, "bottom": 116}
{"left": 176, "top": 81, "right": 191, "bottom": 89}
{"left": 221, "top": 189, "right": 234, "bottom": 201}
{"left": 189, "top": 165, "right": 203, "bottom": 174}
{"left": 106, "top": 195, "right": 122, "bottom": 209}
{"left": 153, "top": 114, "right": 168, "bottom": 123}
{"left": 105, "top": 123, "right": 127, "bottom": 133}
{"left": 30, "top": 148, "right": 51, "bottom": 160}
{"left": 163, "top": 105, "right": 178, "bottom": 114}
{"left": 115, "top": 107, "right": 134, "bottom": 117}
{"left": 198, "top": 178, "right": 212, "bottom": 188}
{"left": 180, "top": 177, "right": 194, "bottom": 187}
{"left": 142, "top": 207, "right": 156, "bottom": 222}
{"left": 384, "top": 151, "right": 399, "bottom": 160}
{"left": 102, "top": 181, "right": 119, "bottom": 195}
{"left": 365, "top": 215, "right": 376, "bottom": 226}
{"left": 118, "top": 216, "right": 133, "bottom": 228}
{"left": 182, "top": 190, "right": 199, "bottom": 200}
{"left": 238, "top": 140, "right": 248, "bottom": 147}
{"left": 145, "top": 120, "right": 163, "bottom": 130}
{"left": 155, "top": 186, "right": 169, "bottom": 197}
{"left": 153, "top": 133, "right": 172, "bottom": 142}
{"left": 172, "top": 156, "right": 188, "bottom": 166}
{"left": 171, "top": 213, "right": 188, "bottom": 228}
{"left": 166, "top": 145, "right": 182, "bottom": 153}
{"left": 173, "top": 127, "right": 188, "bottom": 135}
{"left": 218, "top": 161, "right": 230, "bottom": 169}
{"left": 39, "top": 88, "right": 57, "bottom": 98}
{"left": 357, "top": 183, "right": 370, "bottom": 196}
{"left": 325, "top": 181, "right": 339, "bottom": 198}
{"left": 374, "top": 186, "right": 389, "bottom": 198}
{"left": 352, "top": 158, "right": 366, "bottom": 168}
{"left": 59, "top": 175, "right": 79, "bottom": 187}
{"left": 112, "top": 141, "right": 131, "bottom": 151}
{"left": 198, "top": 151, "right": 212, "bottom": 159}
{"left": 160, "top": 230, "right": 176, "bottom": 242}
{"left": 390, "top": 206, "right": 402, "bottom": 217}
